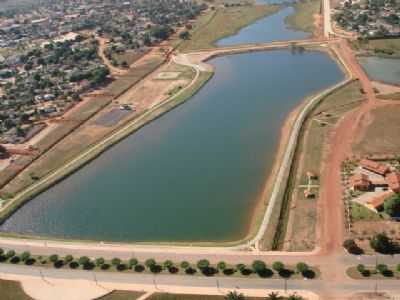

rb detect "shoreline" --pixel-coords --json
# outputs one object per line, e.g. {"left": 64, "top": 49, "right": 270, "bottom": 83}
{"left": 0, "top": 43, "right": 352, "bottom": 249}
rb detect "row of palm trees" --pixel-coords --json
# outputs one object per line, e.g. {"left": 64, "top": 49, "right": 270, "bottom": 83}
{"left": 225, "top": 291, "right": 304, "bottom": 300}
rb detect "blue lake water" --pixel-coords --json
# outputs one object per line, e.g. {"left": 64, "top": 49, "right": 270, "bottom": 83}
{"left": 0, "top": 50, "right": 344, "bottom": 242}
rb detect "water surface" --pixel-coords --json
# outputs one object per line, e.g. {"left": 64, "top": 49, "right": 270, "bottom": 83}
{"left": 1, "top": 50, "right": 344, "bottom": 242}
{"left": 216, "top": 6, "right": 309, "bottom": 46}
{"left": 358, "top": 56, "right": 400, "bottom": 85}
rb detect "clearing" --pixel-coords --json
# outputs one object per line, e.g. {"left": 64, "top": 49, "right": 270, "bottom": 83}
{"left": 0, "top": 279, "right": 33, "bottom": 300}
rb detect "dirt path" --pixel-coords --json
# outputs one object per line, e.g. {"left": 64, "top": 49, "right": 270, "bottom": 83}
{"left": 96, "top": 36, "right": 128, "bottom": 76}
{"left": 317, "top": 39, "right": 378, "bottom": 257}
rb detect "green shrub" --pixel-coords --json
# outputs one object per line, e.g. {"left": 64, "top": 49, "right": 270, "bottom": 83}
{"left": 95, "top": 257, "right": 105, "bottom": 266}
{"left": 197, "top": 259, "right": 210, "bottom": 269}
{"left": 296, "top": 262, "right": 309, "bottom": 273}
{"left": 217, "top": 261, "right": 226, "bottom": 270}
{"left": 111, "top": 258, "right": 121, "bottom": 266}
{"left": 272, "top": 261, "right": 285, "bottom": 272}
{"left": 20, "top": 251, "right": 30, "bottom": 261}
{"left": 145, "top": 259, "right": 156, "bottom": 268}
{"left": 78, "top": 256, "right": 90, "bottom": 265}
{"left": 180, "top": 261, "right": 190, "bottom": 269}
{"left": 252, "top": 260, "right": 266, "bottom": 273}
{"left": 64, "top": 255, "right": 74, "bottom": 263}
{"left": 128, "top": 258, "right": 138, "bottom": 268}
{"left": 49, "top": 255, "right": 58, "bottom": 263}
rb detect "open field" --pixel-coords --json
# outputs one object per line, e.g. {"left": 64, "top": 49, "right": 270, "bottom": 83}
{"left": 350, "top": 38, "right": 400, "bottom": 57}
{"left": 0, "top": 279, "right": 33, "bottom": 300}
{"left": 148, "top": 294, "right": 263, "bottom": 300}
{"left": 350, "top": 202, "right": 383, "bottom": 222}
{"left": 179, "top": 4, "right": 281, "bottom": 51}
{"left": 285, "top": 0, "right": 321, "bottom": 34}
{"left": 353, "top": 104, "right": 400, "bottom": 155}
{"left": 273, "top": 81, "right": 365, "bottom": 251}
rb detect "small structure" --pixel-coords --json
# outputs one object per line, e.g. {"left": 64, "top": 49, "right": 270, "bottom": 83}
{"left": 306, "top": 171, "right": 318, "bottom": 180}
{"left": 360, "top": 159, "right": 390, "bottom": 176}
{"left": 349, "top": 173, "right": 371, "bottom": 191}
{"left": 386, "top": 172, "right": 400, "bottom": 193}
{"left": 304, "top": 189, "right": 315, "bottom": 199}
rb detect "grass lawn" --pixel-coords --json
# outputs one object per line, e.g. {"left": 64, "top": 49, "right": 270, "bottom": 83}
{"left": 351, "top": 202, "right": 384, "bottom": 221}
{"left": 0, "top": 279, "right": 34, "bottom": 300}
{"left": 285, "top": 0, "right": 320, "bottom": 33}
{"left": 272, "top": 81, "right": 366, "bottom": 251}
{"left": 98, "top": 291, "right": 145, "bottom": 300}
{"left": 179, "top": 4, "right": 281, "bottom": 51}
{"left": 351, "top": 38, "right": 400, "bottom": 57}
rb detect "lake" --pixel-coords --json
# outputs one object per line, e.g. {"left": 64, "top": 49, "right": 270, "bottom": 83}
{"left": 1, "top": 50, "right": 344, "bottom": 242}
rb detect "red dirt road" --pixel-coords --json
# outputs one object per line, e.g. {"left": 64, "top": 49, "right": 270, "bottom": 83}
{"left": 318, "top": 39, "right": 377, "bottom": 257}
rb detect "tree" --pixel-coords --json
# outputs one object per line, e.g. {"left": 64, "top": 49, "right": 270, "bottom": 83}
{"left": 128, "top": 258, "right": 138, "bottom": 268}
{"left": 5, "top": 250, "right": 15, "bottom": 259}
{"left": 78, "top": 256, "right": 90, "bottom": 265}
{"left": 64, "top": 255, "right": 74, "bottom": 263}
{"left": 95, "top": 257, "right": 105, "bottom": 266}
{"left": 356, "top": 264, "right": 365, "bottom": 274}
{"left": 181, "top": 261, "right": 190, "bottom": 269}
{"left": 252, "top": 260, "right": 266, "bottom": 273}
{"left": 111, "top": 258, "right": 121, "bottom": 266}
{"left": 163, "top": 260, "right": 174, "bottom": 269}
{"left": 384, "top": 194, "right": 400, "bottom": 217}
{"left": 225, "top": 291, "right": 245, "bottom": 300}
{"left": 179, "top": 30, "right": 190, "bottom": 40}
{"left": 287, "top": 294, "right": 304, "bottom": 300}
{"left": 370, "top": 233, "right": 394, "bottom": 254}
{"left": 265, "top": 292, "right": 282, "bottom": 300}
{"left": 376, "top": 264, "right": 388, "bottom": 273}
{"left": 296, "top": 262, "right": 309, "bottom": 274}
{"left": 217, "top": 261, "right": 227, "bottom": 270}
{"left": 272, "top": 261, "right": 285, "bottom": 272}
{"left": 49, "top": 254, "right": 58, "bottom": 263}
{"left": 197, "top": 259, "right": 210, "bottom": 269}
{"left": 145, "top": 258, "right": 156, "bottom": 268}
{"left": 20, "top": 251, "right": 30, "bottom": 261}
{"left": 343, "top": 239, "right": 363, "bottom": 255}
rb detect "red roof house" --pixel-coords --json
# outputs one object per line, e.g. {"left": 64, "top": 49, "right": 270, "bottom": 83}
{"left": 360, "top": 159, "right": 390, "bottom": 176}
{"left": 349, "top": 173, "right": 371, "bottom": 191}
{"left": 386, "top": 172, "right": 400, "bottom": 193}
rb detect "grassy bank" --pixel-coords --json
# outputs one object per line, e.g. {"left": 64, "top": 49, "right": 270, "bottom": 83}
{"left": 271, "top": 80, "right": 365, "bottom": 251}
{"left": 350, "top": 38, "right": 400, "bottom": 58}
{"left": 285, "top": 0, "right": 320, "bottom": 34}
{"left": 179, "top": 4, "right": 281, "bottom": 51}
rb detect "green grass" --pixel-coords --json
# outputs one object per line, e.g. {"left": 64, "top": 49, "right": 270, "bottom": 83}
{"left": 97, "top": 291, "right": 145, "bottom": 300}
{"left": 351, "top": 38, "right": 400, "bottom": 57}
{"left": 351, "top": 203, "right": 384, "bottom": 221}
{"left": 285, "top": 0, "right": 320, "bottom": 33}
{"left": 0, "top": 279, "right": 34, "bottom": 300}
{"left": 179, "top": 4, "right": 281, "bottom": 51}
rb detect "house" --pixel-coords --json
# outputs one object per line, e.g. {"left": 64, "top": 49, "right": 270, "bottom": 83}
{"left": 349, "top": 173, "right": 371, "bottom": 191}
{"left": 386, "top": 172, "right": 400, "bottom": 193}
{"left": 360, "top": 159, "right": 390, "bottom": 176}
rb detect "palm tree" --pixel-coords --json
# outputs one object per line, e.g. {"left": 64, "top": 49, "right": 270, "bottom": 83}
{"left": 225, "top": 291, "right": 245, "bottom": 300}
{"left": 287, "top": 293, "right": 304, "bottom": 300}
{"left": 265, "top": 291, "right": 282, "bottom": 300}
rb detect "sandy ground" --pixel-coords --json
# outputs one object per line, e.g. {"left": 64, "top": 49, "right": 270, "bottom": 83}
{"left": 372, "top": 81, "right": 400, "bottom": 95}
